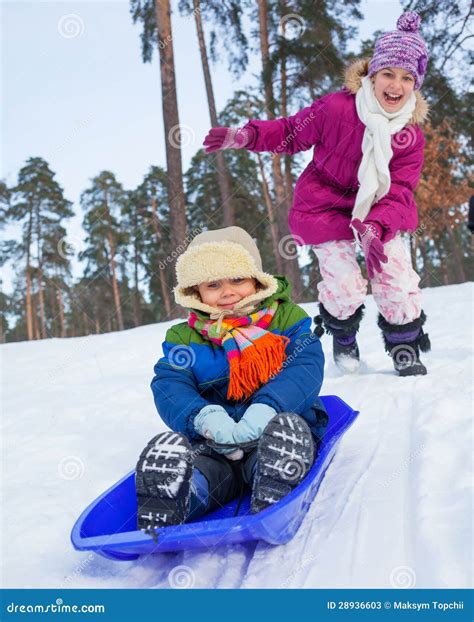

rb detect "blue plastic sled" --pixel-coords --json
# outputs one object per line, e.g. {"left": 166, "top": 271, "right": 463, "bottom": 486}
{"left": 71, "top": 395, "right": 358, "bottom": 561}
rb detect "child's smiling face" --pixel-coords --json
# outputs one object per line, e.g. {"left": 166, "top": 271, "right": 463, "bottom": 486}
{"left": 197, "top": 277, "right": 257, "bottom": 310}
{"left": 372, "top": 67, "right": 415, "bottom": 112}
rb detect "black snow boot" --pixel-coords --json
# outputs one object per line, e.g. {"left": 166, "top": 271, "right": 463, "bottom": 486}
{"left": 314, "top": 304, "right": 365, "bottom": 373}
{"left": 378, "top": 311, "right": 431, "bottom": 377}
{"left": 251, "top": 413, "right": 315, "bottom": 514}
{"left": 135, "top": 431, "right": 194, "bottom": 535}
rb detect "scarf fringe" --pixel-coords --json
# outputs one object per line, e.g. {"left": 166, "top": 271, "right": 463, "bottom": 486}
{"left": 227, "top": 332, "right": 290, "bottom": 401}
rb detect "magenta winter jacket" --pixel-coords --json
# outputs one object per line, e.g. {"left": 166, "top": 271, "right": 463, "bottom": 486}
{"left": 244, "top": 59, "right": 429, "bottom": 246}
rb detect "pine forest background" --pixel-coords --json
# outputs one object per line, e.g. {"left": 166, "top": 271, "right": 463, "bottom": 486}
{"left": 1, "top": 0, "right": 472, "bottom": 343}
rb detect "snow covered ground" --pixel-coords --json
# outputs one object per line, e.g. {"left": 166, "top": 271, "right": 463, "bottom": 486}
{"left": 1, "top": 283, "right": 472, "bottom": 589}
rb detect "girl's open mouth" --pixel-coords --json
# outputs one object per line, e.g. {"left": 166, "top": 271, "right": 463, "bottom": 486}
{"left": 384, "top": 91, "right": 403, "bottom": 104}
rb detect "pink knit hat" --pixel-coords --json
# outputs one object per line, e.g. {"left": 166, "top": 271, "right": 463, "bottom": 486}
{"left": 368, "top": 11, "right": 429, "bottom": 90}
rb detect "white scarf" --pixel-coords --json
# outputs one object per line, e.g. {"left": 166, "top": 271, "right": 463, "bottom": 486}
{"left": 353, "top": 75, "right": 416, "bottom": 224}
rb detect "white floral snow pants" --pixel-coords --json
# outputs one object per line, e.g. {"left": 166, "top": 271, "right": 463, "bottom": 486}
{"left": 312, "top": 236, "right": 422, "bottom": 325}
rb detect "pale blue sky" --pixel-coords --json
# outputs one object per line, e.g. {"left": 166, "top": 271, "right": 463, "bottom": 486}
{"left": 2, "top": 0, "right": 402, "bottom": 291}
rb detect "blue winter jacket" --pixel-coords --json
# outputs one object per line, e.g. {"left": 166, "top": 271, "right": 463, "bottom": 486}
{"left": 151, "top": 277, "right": 328, "bottom": 443}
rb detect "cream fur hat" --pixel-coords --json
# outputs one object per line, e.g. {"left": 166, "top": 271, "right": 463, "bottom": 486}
{"left": 174, "top": 226, "right": 278, "bottom": 315}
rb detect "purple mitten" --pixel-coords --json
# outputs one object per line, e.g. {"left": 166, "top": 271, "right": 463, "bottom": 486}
{"left": 352, "top": 219, "right": 388, "bottom": 279}
{"left": 203, "top": 126, "right": 255, "bottom": 153}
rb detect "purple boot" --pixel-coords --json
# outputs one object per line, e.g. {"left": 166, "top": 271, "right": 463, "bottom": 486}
{"left": 314, "top": 304, "right": 365, "bottom": 373}
{"left": 378, "top": 311, "right": 431, "bottom": 376}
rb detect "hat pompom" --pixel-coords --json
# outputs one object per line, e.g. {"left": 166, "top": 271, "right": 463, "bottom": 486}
{"left": 397, "top": 11, "right": 421, "bottom": 33}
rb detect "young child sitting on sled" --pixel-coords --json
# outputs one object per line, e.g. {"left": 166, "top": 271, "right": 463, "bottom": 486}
{"left": 136, "top": 226, "right": 327, "bottom": 535}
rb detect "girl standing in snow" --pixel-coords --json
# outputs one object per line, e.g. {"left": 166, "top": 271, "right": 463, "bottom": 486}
{"left": 204, "top": 11, "right": 431, "bottom": 376}
{"left": 136, "top": 226, "right": 327, "bottom": 534}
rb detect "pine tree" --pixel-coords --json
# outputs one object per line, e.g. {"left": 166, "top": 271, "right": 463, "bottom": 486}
{"left": 179, "top": 0, "right": 249, "bottom": 226}
{"left": 130, "top": 0, "right": 188, "bottom": 256}
{"left": 133, "top": 165, "right": 175, "bottom": 320}
{"left": 8, "top": 157, "right": 73, "bottom": 340}
{"left": 80, "top": 171, "right": 128, "bottom": 331}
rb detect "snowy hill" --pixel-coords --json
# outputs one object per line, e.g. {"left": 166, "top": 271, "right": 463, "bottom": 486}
{"left": 1, "top": 283, "right": 472, "bottom": 589}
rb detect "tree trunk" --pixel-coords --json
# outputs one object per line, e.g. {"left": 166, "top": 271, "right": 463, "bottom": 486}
{"left": 37, "top": 267, "right": 47, "bottom": 339}
{"left": 439, "top": 240, "right": 450, "bottom": 285}
{"left": 25, "top": 211, "right": 34, "bottom": 340}
{"left": 104, "top": 190, "right": 124, "bottom": 330}
{"left": 256, "top": 154, "right": 284, "bottom": 274}
{"left": 34, "top": 205, "right": 48, "bottom": 339}
{"left": 193, "top": 0, "right": 235, "bottom": 226}
{"left": 419, "top": 238, "right": 431, "bottom": 287}
{"left": 133, "top": 244, "right": 141, "bottom": 327}
{"left": 132, "top": 203, "right": 141, "bottom": 327}
{"left": 257, "top": 0, "right": 303, "bottom": 299}
{"left": 150, "top": 198, "right": 173, "bottom": 317}
{"left": 446, "top": 224, "right": 466, "bottom": 282}
{"left": 95, "top": 318, "right": 100, "bottom": 335}
{"left": 279, "top": 1, "right": 294, "bottom": 209}
{"left": 107, "top": 230, "right": 124, "bottom": 330}
{"left": 49, "top": 283, "right": 57, "bottom": 337}
{"left": 155, "top": 0, "right": 188, "bottom": 255}
{"left": 82, "top": 311, "right": 89, "bottom": 336}
{"left": 56, "top": 281, "right": 66, "bottom": 338}
{"left": 32, "top": 294, "right": 40, "bottom": 340}
{"left": 410, "top": 234, "right": 417, "bottom": 270}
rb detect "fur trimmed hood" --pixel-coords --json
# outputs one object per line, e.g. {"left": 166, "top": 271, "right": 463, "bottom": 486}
{"left": 174, "top": 227, "right": 279, "bottom": 316}
{"left": 344, "top": 58, "right": 429, "bottom": 125}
